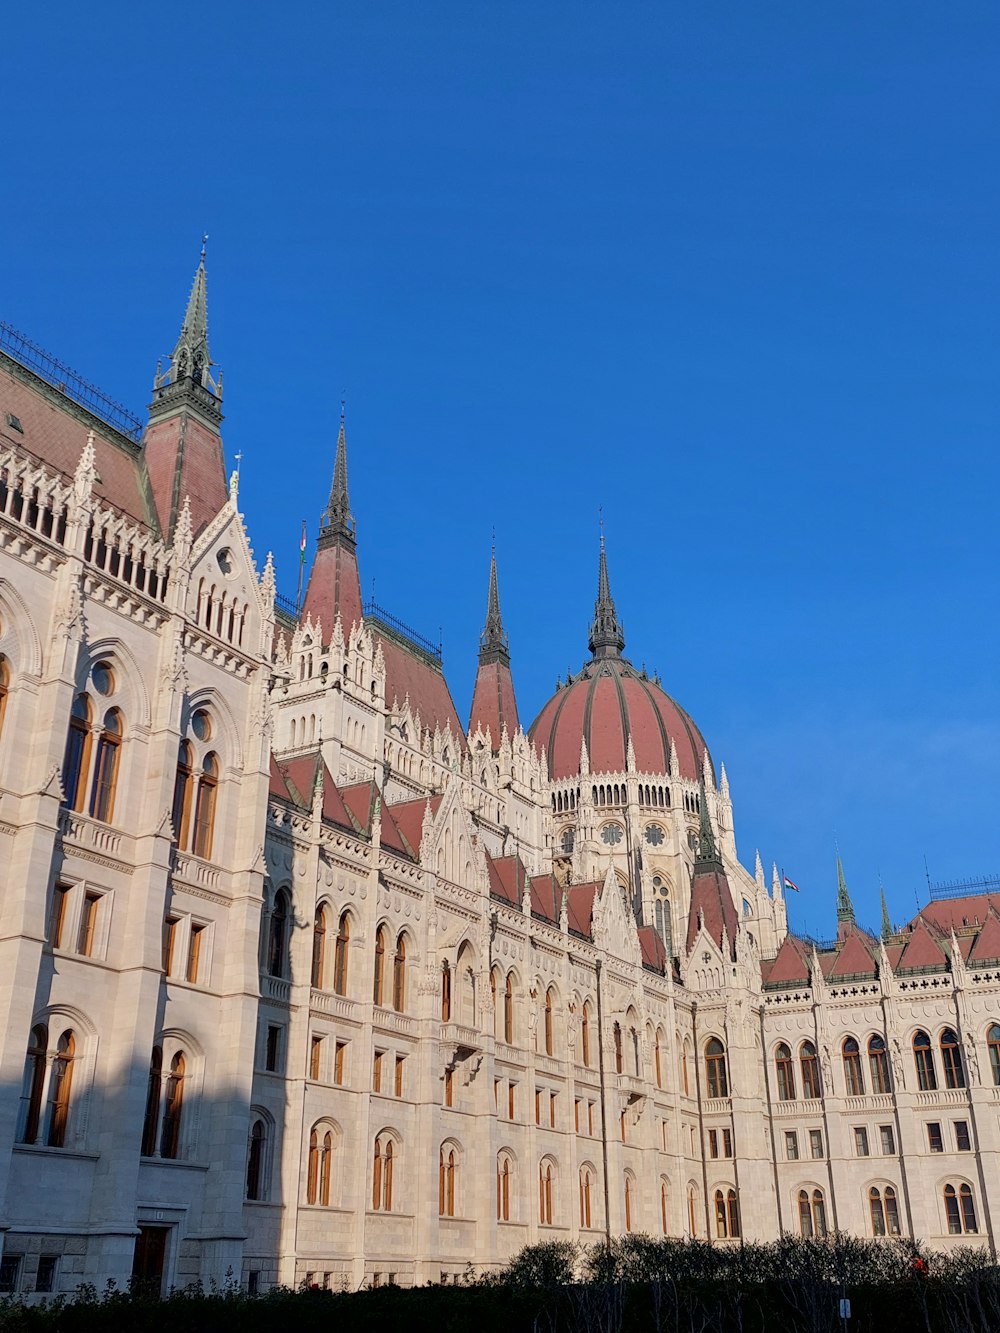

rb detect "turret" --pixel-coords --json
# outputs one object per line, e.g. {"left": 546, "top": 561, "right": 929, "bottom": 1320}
{"left": 300, "top": 405, "right": 363, "bottom": 640}
{"left": 468, "top": 544, "right": 519, "bottom": 746}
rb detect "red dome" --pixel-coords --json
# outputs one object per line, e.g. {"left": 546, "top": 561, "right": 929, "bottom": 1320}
{"left": 529, "top": 656, "right": 712, "bottom": 782}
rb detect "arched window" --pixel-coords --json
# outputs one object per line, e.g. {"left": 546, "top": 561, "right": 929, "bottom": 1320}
{"left": 333, "top": 912, "right": 350, "bottom": 995}
{"left": 539, "top": 1159, "right": 554, "bottom": 1225}
{"left": 172, "top": 741, "right": 194, "bottom": 849}
{"left": 944, "top": 1183, "right": 978, "bottom": 1234}
{"left": 798, "top": 1188, "right": 827, "bottom": 1238}
{"left": 842, "top": 1037, "right": 864, "bottom": 1096}
{"left": 705, "top": 1038, "right": 728, "bottom": 1098}
{"left": 372, "top": 1135, "right": 394, "bottom": 1211}
{"left": 0, "top": 655, "right": 8, "bottom": 743}
{"left": 441, "top": 961, "right": 452, "bottom": 1021}
{"left": 311, "top": 907, "right": 328, "bottom": 989}
{"left": 47, "top": 1030, "right": 75, "bottom": 1148}
{"left": 613, "top": 1023, "right": 623, "bottom": 1074}
{"left": 140, "top": 1046, "right": 162, "bottom": 1156}
{"left": 869, "top": 1185, "right": 886, "bottom": 1236}
{"left": 497, "top": 1152, "right": 512, "bottom": 1221}
{"left": 913, "top": 1030, "right": 936, "bottom": 1091}
{"left": 988, "top": 1024, "right": 1000, "bottom": 1086}
{"left": 246, "top": 1118, "right": 266, "bottom": 1201}
{"left": 687, "top": 1185, "right": 698, "bottom": 1236}
{"left": 940, "top": 1028, "right": 965, "bottom": 1089}
{"left": 682, "top": 1039, "right": 690, "bottom": 1096}
{"left": 727, "top": 1189, "right": 740, "bottom": 1237}
{"left": 581, "top": 1003, "right": 592, "bottom": 1068}
{"left": 579, "top": 1166, "right": 593, "bottom": 1228}
{"left": 20, "top": 1023, "right": 48, "bottom": 1144}
{"left": 160, "top": 1052, "right": 185, "bottom": 1159}
{"left": 392, "top": 934, "right": 407, "bottom": 1012}
{"left": 714, "top": 1188, "right": 740, "bottom": 1238}
{"left": 373, "top": 925, "right": 387, "bottom": 1006}
{"left": 660, "top": 1178, "right": 669, "bottom": 1234}
{"left": 62, "top": 694, "right": 93, "bottom": 812}
{"left": 267, "top": 892, "right": 288, "bottom": 979}
{"left": 544, "top": 987, "right": 555, "bottom": 1056}
{"left": 624, "top": 1174, "right": 634, "bottom": 1232}
{"left": 439, "top": 1145, "right": 457, "bottom": 1217}
{"left": 504, "top": 973, "right": 514, "bottom": 1044}
{"left": 89, "top": 708, "right": 123, "bottom": 823}
{"left": 868, "top": 1035, "right": 891, "bottom": 1093}
{"left": 800, "top": 1042, "right": 821, "bottom": 1099}
{"left": 775, "top": 1044, "right": 795, "bottom": 1100}
{"left": 192, "top": 753, "right": 218, "bottom": 859}
{"left": 630, "top": 1026, "right": 640, "bottom": 1076}
{"left": 655, "top": 1029, "right": 664, "bottom": 1089}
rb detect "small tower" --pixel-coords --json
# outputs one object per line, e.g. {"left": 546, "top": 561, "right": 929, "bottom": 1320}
{"left": 143, "top": 242, "right": 229, "bottom": 540}
{"left": 836, "top": 855, "right": 856, "bottom": 941}
{"left": 588, "top": 529, "right": 625, "bottom": 660}
{"left": 685, "top": 782, "right": 739, "bottom": 959}
{"left": 301, "top": 406, "right": 364, "bottom": 639}
{"left": 469, "top": 544, "right": 519, "bottom": 746}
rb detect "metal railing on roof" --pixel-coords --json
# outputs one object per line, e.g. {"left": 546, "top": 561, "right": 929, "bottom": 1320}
{"left": 0, "top": 321, "right": 145, "bottom": 444}
{"left": 274, "top": 591, "right": 298, "bottom": 618}
{"left": 363, "top": 599, "right": 442, "bottom": 665}
{"left": 928, "top": 874, "right": 1000, "bottom": 902}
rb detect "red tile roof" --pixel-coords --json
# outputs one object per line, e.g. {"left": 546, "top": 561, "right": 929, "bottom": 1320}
{"left": 376, "top": 632, "right": 466, "bottom": 752}
{"left": 469, "top": 657, "right": 519, "bottom": 746}
{"left": 301, "top": 541, "right": 364, "bottom": 642}
{"left": 686, "top": 865, "right": 739, "bottom": 959}
{"left": 529, "top": 874, "right": 560, "bottom": 925}
{"left": 896, "top": 918, "right": 948, "bottom": 971}
{"left": 765, "top": 935, "right": 811, "bottom": 984}
{"left": 968, "top": 912, "right": 1000, "bottom": 964}
{"left": 828, "top": 929, "right": 878, "bottom": 979}
{"left": 143, "top": 409, "right": 228, "bottom": 540}
{"left": 566, "top": 882, "right": 598, "bottom": 938}
{"left": 486, "top": 853, "right": 529, "bottom": 908}
{"left": 919, "top": 895, "right": 1000, "bottom": 933}
{"left": 381, "top": 794, "right": 442, "bottom": 862}
{"left": 638, "top": 926, "right": 668, "bottom": 971}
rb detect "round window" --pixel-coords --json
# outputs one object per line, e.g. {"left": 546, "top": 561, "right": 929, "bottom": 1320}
{"left": 191, "top": 708, "right": 213, "bottom": 742}
{"left": 645, "top": 824, "right": 665, "bottom": 846}
{"left": 216, "top": 548, "right": 235, "bottom": 576}
{"left": 600, "top": 824, "right": 623, "bottom": 846}
{"left": 92, "top": 661, "right": 115, "bottom": 696}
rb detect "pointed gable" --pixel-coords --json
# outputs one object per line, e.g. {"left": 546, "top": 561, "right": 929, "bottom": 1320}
{"left": 486, "top": 852, "right": 529, "bottom": 908}
{"left": 763, "top": 934, "right": 811, "bottom": 985}
{"left": 829, "top": 928, "right": 878, "bottom": 980}
{"left": 968, "top": 911, "right": 1000, "bottom": 965}
{"left": 268, "top": 754, "right": 296, "bottom": 804}
{"left": 566, "top": 882, "right": 598, "bottom": 939}
{"left": 686, "top": 865, "right": 739, "bottom": 960}
{"left": 381, "top": 794, "right": 443, "bottom": 862}
{"left": 638, "top": 925, "right": 668, "bottom": 972}
{"left": 896, "top": 917, "right": 948, "bottom": 971}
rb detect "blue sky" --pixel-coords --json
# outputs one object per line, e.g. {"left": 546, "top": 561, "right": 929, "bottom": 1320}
{"left": 4, "top": 3, "right": 1000, "bottom": 937}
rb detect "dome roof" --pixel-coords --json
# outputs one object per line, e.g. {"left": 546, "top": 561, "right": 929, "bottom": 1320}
{"left": 528, "top": 535, "right": 712, "bottom": 783}
{"left": 529, "top": 655, "right": 712, "bottom": 782}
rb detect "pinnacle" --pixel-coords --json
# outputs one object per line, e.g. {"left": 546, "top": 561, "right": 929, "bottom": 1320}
{"left": 587, "top": 529, "right": 625, "bottom": 660}
{"left": 320, "top": 410, "right": 355, "bottom": 544}
{"left": 695, "top": 780, "right": 722, "bottom": 868}
{"left": 479, "top": 543, "right": 509, "bottom": 663}
{"left": 166, "top": 243, "right": 217, "bottom": 396}
{"left": 836, "top": 855, "right": 856, "bottom": 924}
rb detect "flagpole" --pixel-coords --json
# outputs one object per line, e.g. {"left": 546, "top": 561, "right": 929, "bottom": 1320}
{"left": 296, "top": 519, "right": 306, "bottom": 614}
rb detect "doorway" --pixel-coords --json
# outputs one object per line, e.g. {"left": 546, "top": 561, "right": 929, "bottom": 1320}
{"left": 131, "top": 1225, "right": 169, "bottom": 1295}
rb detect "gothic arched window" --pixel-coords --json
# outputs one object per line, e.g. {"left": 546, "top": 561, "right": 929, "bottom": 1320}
{"left": 775, "top": 1044, "right": 795, "bottom": 1101}
{"left": 940, "top": 1028, "right": 965, "bottom": 1089}
{"left": 62, "top": 694, "right": 93, "bottom": 812}
{"left": 312, "top": 907, "right": 328, "bottom": 989}
{"left": 913, "top": 1030, "right": 936, "bottom": 1091}
{"left": 842, "top": 1037, "right": 864, "bottom": 1096}
{"left": 333, "top": 912, "right": 350, "bottom": 996}
{"left": 868, "top": 1034, "right": 891, "bottom": 1093}
{"left": 191, "top": 753, "right": 218, "bottom": 859}
{"left": 799, "top": 1042, "right": 821, "bottom": 1099}
{"left": 705, "top": 1038, "right": 728, "bottom": 1098}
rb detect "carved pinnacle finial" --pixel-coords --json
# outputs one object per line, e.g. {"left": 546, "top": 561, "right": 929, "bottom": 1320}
{"left": 588, "top": 521, "right": 624, "bottom": 660}
{"left": 320, "top": 408, "right": 355, "bottom": 545}
{"left": 836, "top": 854, "right": 856, "bottom": 924}
{"left": 695, "top": 779, "right": 722, "bottom": 868}
{"left": 479, "top": 542, "right": 509, "bottom": 664}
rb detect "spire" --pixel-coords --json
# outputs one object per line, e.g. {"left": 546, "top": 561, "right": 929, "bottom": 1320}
{"left": 479, "top": 542, "right": 509, "bottom": 665}
{"left": 695, "top": 780, "right": 722, "bottom": 869}
{"left": 587, "top": 527, "right": 625, "bottom": 659}
{"left": 320, "top": 404, "right": 355, "bottom": 545}
{"left": 160, "top": 237, "right": 219, "bottom": 401}
{"left": 880, "top": 885, "right": 892, "bottom": 940}
{"left": 836, "top": 855, "right": 856, "bottom": 931}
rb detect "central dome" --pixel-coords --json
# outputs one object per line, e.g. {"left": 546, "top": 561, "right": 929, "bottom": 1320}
{"left": 528, "top": 537, "right": 712, "bottom": 783}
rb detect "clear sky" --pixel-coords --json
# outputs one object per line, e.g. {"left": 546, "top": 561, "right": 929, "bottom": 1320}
{"left": 4, "top": 3, "right": 999, "bottom": 938}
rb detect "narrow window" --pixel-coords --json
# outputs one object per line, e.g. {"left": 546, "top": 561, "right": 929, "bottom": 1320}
{"left": 444, "top": 1067, "right": 454, "bottom": 1107}
{"left": 0, "top": 656, "right": 8, "bottom": 742}
{"left": 988, "top": 1024, "right": 1000, "bottom": 1086}
{"left": 945, "top": 1184, "right": 962, "bottom": 1234}
{"left": 927, "top": 1121, "right": 943, "bottom": 1152}
{"left": 940, "top": 1028, "right": 965, "bottom": 1089}
{"left": 311, "top": 908, "right": 327, "bottom": 989}
{"left": 267, "top": 892, "right": 288, "bottom": 979}
{"left": 660, "top": 1179, "right": 669, "bottom": 1234}
{"left": 655, "top": 1030, "right": 663, "bottom": 1088}
{"left": 624, "top": 1175, "right": 633, "bottom": 1232}
{"left": 394, "top": 1055, "right": 404, "bottom": 1098}
{"left": 812, "top": 1189, "right": 827, "bottom": 1238}
{"left": 320, "top": 1131, "right": 333, "bottom": 1206}
{"left": 582, "top": 1003, "right": 591, "bottom": 1067}
{"left": 140, "top": 1046, "right": 162, "bottom": 1155}
{"left": 89, "top": 708, "right": 123, "bottom": 823}
{"left": 265, "top": 1024, "right": 281, "bottom": 1073}
{"left": 333, "top": 912, "right": 350, "bottom": 996}
{"left": 549, "top": 1091, "right": 556, "bottom": 1128}
{"left": 47, "top": 1030, "right": 76, "bottom": 1148}
{"left": 21, "top": 1024, "right": 48, "bottom": 1144}
{"left": 62, "top": 694, "right": 92, "bottom": 812}
{"left": 539, "top": 1162, "right": 553, "bottom": 1225}
{"left": 191, "top": 753, "right": 218, "bottom": 859}
{"left": 171, "top": 741, "right": 194, "bottom": 850}
{"left": 727, "top": 1189, "right": 740, "bottom": 1238}
{"left": 775, "top": 1044, "right": 795, "bottom": 1100}
{"left": 785, "top": 1131, "right": 799, "bottom": 1161}
{"left": 438, "top": 1146, "right": 456, "bottom": 1217}
{"left": 186, "top": 923, "right": 204, "bottom": 983}
{"left": 76, "top": 891, "right": 100, "bottom": 957}
{"left": 441, "top": 960, "right": 451, "bottom": 1021}
{"left": 535, "top": 1088, "right": 542, "bottom": 1125}
{"left": 879, "top": 1124, "right": 895, "bottom": 1155}
{"left": 722, "top": 1128, "right": 733, "bottom": 1157}
{"left": 309, "top": 1036, "right": 323, "bottom": 1081}
{"left": 854, "top": 1126, "right": 870, "bottom": 1157}
{"left": 308, "top": 1128, "right": 320, "bottom": 1204}
{"left": 800, "top": 1041, "right": 821, "bottom": 1099}
{"left": 869, "top": 1187, "right": 885, "bottom": 1236}
{"left": 885, "top": 1186, "right": 901, "bottom": 1235}
{"left": 614, "top": 1023, "right": 623, "bottom": 1074}
{"left": 392, "top": 934, "right": 406, "bottom": 1012}
{"left": 497, "top": 1154, "right": 511, "bottom": 1221}
{"left": 798, "top": 1189, "right": 812, "bottom": 1238}
{"left": 868, "top": 1034, "right": 891, "bottom": 1093}
{"left": 372, "top": 1050, "right": 383, "bottom": 1094}
{"left": 504, "top": 974, "right": 514, "bottom": 1043}
{"left": 160, "top": 1052, "right": 185, "bottom": 1159}
{"left": 955, "top": 1120, "right": 971, "bottom": 1152}
{"left": 508, "top": 1082, "right": 516, "bottom": 1120}
{"left": 544, "top": 987, "right": 554, "bottom": 1056}
{"left": 246, "top": 1119, "right": 265, "bottom": 1201}
{"left": 35, "top": 1257, "right": 57, "bottom": 1294}
{"left": 705, "top": 1038, "right": 728, "bottom": 1098}
{"left": 842, "top": 1037, "right": 864, "bottom": 1096}
{"left": 49, "top": 884, "right": 71, "bottom": 948}
{"left": 162, "top": 916, "right": 179, "bottom": 975}
{"left": 580, "top": 1168, "right": 592, "bottom": 1228}
{"left": 714, "top": 1188, "right": 728, "bottom": 1238}
{"left": 373, "top": 925, "right": 387, "bottom": 1005}
{"left": 913, "top": 1030, "right": 936, "bottom": 1091}
{"left": 810, "top": 1129, "right": 824, "bottom": 1159}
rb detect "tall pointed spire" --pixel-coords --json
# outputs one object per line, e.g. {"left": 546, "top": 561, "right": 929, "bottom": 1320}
{"left": 159, "top": 237, "right": 219, "bottom": 401}
{"left": 880, "top": 885, "right": 892, "bottom": 940}
{"left": 588, "top": 526, "right": 625, "bottom": 659}
{"left": 836, "top": 855, "right": 856, "bottom": 931}
{"left": 479, "top": 541, "right": 509, "bottom": 664}
{"left": 695, "top": 781, "right": 721, "bottom": 869}
{"left": 320, "top": 404, "right": 355, "bottom": 545}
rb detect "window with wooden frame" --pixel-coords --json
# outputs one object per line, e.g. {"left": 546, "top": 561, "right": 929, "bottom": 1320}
{"left": 20, "top": 1024, "right": 48, "bottom": 1144}
{"left": 62, "top": 694, "right": 93, "bottom": 812}
{"left": 868, "top": 1034, "right": 891, "bottom": 1093}
{"left": 159, "top": 1052, "right": 185, "bottom": 1159}
{"left": 775, "top": 1043, "right": 795, "bottom": 1100}
{"left": 504, "top": 973, "right": 514, "bottom": 1043}
{"left": 714, "top": 1188, "right": 740, "bottom": 1238}
{"left": 988, "top": 1024, "right": 1000, "bottom": 1086}
{"left": 705, "top": 1038, "right": 729, "bottom": 1098}
{"left": 613, "top": 1022, "right": 623, "bottom": 1074}
{"left": 655, "top": 1028, "right": 664, "bottom": 1088}
{"left": 944, "top": 1182, "right": 977, "bottom": 1234}
{"left": 579, "top": 1166, "right": 593, "bottom": 1229}
{"left": 940, "top": 1028, "right": 965, "bottom": 1089}
{"left": 660, "top": 1178, "right": 669, "bottom": 1234}
{"left": 191, "top": 753, "right": 218, "bottom": 859}
{"left": 538, "top": 1159, "right": 554, "bottom": 1225}
{"left": 171, "top": 741, "right": 194, "bottom": 849}
{"left": 371, "top": 1135, "right": 394, "bottom": 1211}
{"left": 444, "top": 1067, "right": 454, "bottom": 1107}
{"left": 246, "top": 1118, "right": 267, "bottom": 1201}
{"left": 309, "top": 1035, "right": 323, "bottom": 1081}
{"left": 311, "top": 907, "right": 327, "bottom": 989}
{"left": 162, "top": 916, "right": 179, "bottom": 974}
{"left": 441, "top": 960, "right": 452, "bottom": 1021}
{"left": 46, "top": 1030, "right": 76, "bottom": 1148}
{"left": 624, "top": 1173, "right": 634, "bottom": 1232}
{"left": 508, "top": 1081, "right": 516, "bottom": 1120}
{"left": 333, "top": 912, "right": 350, "bottom": 995}
{"left": 913, "top": 1030, "right": 936, "bottom": 1091}
{"left": 49, "top": 884, "right": 71, "bottom": 949}
{"left": 869, "top": 1185, "right": 901, "bottom": 1236}
{"left": 334, "top": 1041, "right": 346, "bottom": 1085}
{"left": 264, "top": 1024, "right": 281, "bottom": 1073}
{"left": 800, "top": 1042, "right": 821, "bottom": 1099}
{"left": 89, "top": 708, "right": 123, "bottom": 823}
{"left": 496, "top": 1152, "right": 512, "bottom": 1221}
{"left": 394, "top": 1055, "right": 405, "bottom": 1098}
{"left": 307, "top": 1124, "right": 335, "bottom": 1206}
{"left": 581, "top": 1002, "right": 592, "bottom": 1067}
{"left": 267, "top": 891, "right": 289, "bottom": 979}
{"left": 373, "top": 925, "right": 387, "bottom": 1005}
{"left": 392, "top": 933, "right": 406, "bottom": 1012}
{"left": 544, "top": 987, "right": 555, "bottom": 1056}
{"left": 140, "top": 1046, "right": 162, "bottom": 1155}
{"left": 0, "top": 654, "right": 9, "bottom": 744}
{"left": 842, "top": 1036, "right": 864, "bottom": 1096}
{"left": 372, "top": 1050, "right": 383, "bottom": 1094}
{"left": 438, "top": 1145, "right": 457, "bottom": 1217}
{"left": 186, "top": 922, "right": 205, "bottom": 983}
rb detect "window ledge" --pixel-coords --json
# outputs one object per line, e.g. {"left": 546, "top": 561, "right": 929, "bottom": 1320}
{"left": 13, "top": 1143, "right": 100, "bottom": 1161}
{"left": 139, "top": 1156, "right": 210, "bottom": 1172}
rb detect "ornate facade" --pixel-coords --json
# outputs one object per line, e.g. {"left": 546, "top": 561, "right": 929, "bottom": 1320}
{"left": 1, "top": 255, "right": 999, "bottom": 1299}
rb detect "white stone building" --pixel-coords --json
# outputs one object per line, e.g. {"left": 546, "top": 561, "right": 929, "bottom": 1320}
{"left": 0, "top": 254, "right": 998, "bottom": 1298}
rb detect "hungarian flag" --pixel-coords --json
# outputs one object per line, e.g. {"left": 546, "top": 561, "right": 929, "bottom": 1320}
{"left": 299, "top": 520, "right": 307, "bottom": 564}
{"left": 782, "top": 872, "right": 800, "bottom": 894}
